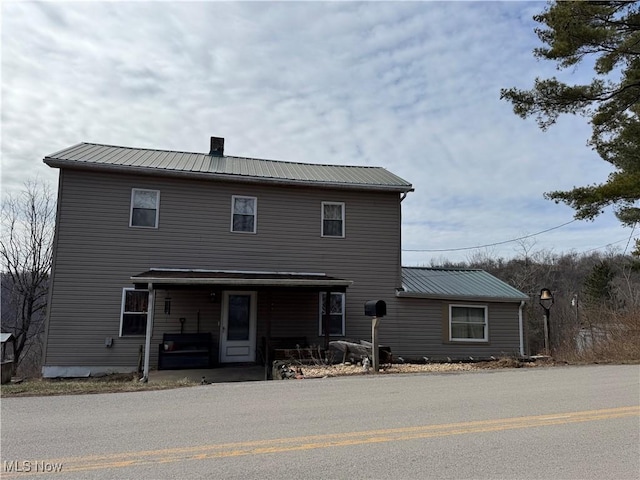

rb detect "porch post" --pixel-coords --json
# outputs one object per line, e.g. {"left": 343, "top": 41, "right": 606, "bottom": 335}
{"left": 323, "top": 289, "right": 331, "bottom": 354}
{"left": 142, "top": 282, "right": 155, "bottom": 382}
{"left": 265, "top": 291, "right": 272, "bottom": 380}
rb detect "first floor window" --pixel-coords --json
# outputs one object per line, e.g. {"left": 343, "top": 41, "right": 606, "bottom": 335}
{"left": 449, "top": 305, "right": 488, "bottom": 342}
{"left": 319, "top": 292, "right": 345, "bottom": 336}
{"left": 322, "top": 202, "right": 345, "bottom": 237}
{"left": 120, "top": 288, "right": 149, "bottom": 336}
{"left": 232, "top": 196, "right": 257, "bottom": 233}
{"left": 130, "top": 189, "right": 160, "bottom": 228}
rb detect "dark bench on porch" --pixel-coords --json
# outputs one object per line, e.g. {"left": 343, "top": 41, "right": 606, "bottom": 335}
{"left": 158, "top": 333, "right": 212, "bottom": 370}
{"left": 262, "top": 336, "right": 313, "bottom": 364}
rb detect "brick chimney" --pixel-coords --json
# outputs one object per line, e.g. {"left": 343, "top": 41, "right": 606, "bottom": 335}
{"left": 209, "top": 137, "right": 224, "bottom": 156}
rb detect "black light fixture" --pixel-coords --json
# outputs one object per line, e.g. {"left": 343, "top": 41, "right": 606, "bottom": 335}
{"left": 539, "top": 288, "right": 554, "bottom": 355}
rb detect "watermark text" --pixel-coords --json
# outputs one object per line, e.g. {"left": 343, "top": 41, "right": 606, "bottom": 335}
{"left": 3, "top": 460, "right": 63, "bottom": 474}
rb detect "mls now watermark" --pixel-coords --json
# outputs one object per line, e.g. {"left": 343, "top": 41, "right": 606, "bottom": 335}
{"left": 3, "top": 460, "right": 63, "bottom": 473}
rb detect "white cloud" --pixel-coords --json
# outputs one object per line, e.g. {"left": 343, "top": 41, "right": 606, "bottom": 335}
{"left": 1, "top": 1, "right": 633, "bottom": 264}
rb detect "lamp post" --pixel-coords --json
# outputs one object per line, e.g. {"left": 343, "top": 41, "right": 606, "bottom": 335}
{"left": 539, "top": 288, "right": 554, "bottom": 355}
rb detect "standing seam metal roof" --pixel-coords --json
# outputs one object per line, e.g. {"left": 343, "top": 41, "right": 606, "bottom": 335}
{"left": 400, "top": 267, "right": 529, "bottom": 301}
{"left": 44, "top": 143, "right": 413, "bottom": 192}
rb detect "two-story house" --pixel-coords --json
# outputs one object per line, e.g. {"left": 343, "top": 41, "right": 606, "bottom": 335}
{"left": 41, "top": 137, "right": 528, "bottom": 378}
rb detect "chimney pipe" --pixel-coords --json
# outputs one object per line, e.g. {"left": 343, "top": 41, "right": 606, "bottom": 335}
{"left": 209, "top": 137, "right": 224, "bottom": 156}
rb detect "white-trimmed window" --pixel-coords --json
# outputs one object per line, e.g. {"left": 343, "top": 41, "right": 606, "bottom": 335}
{"left": 231, "top": 196, "right": 257, "bottom": 233}
{"left": 449, "top": 305, "right": 488, "bottom": 342}
{"left": 322, "top": 202, "right": 345, "bottom": 237}
{"left": 130, "top": 189, "right": 160, "bottom": 228}
{"left": 319, "top": 292, "right": 345, "bottom": 336}
{"left": 120, "top": 288, "right": 149, "bottom": 336}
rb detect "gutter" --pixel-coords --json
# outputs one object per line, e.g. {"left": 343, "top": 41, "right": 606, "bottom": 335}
{"left": 130, "top": 277, "right": 353, "bottom": 288}
{"left": 396, "top": 291, "right": 528, "bottom": 304}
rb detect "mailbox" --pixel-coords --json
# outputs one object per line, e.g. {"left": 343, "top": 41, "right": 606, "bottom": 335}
{"left": 364, "top": 300, "right": 386, "bottom": 317}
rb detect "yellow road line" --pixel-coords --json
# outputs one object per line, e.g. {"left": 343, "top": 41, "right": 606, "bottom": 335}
{"left": 3, "top": 406, "right": 638, "bottom": 476}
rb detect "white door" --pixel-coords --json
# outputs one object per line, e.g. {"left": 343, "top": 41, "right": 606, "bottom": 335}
{"left": 220, "top": 291, "right": 257, "bottom": 363}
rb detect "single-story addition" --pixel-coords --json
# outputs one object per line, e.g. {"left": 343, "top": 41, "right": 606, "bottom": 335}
{"left": 40, "top": 136, "right": 529, "bottom": 378}
{"left": 392, "top": 267, "right": 529, "bottom": 360}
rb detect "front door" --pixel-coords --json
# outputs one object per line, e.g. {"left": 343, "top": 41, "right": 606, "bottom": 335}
{"left": 220, "top": 291, "right": 257, "bottom": 363}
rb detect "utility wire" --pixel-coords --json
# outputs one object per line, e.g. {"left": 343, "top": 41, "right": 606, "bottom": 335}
{"left": 581, "top": 237, "right": 633, "bottom": 254}
{"left": 623, "top": 222, "right": 637, "bottom": 255}
{"left": 402, "top": 219, "right": 577, "bottom": 253}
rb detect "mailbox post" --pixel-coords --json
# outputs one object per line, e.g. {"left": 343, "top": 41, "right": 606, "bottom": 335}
{"left": 364, "top": 300, "right": 386, "bottom": 374}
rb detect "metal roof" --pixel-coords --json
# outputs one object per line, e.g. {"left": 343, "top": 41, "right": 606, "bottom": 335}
{"left": 44, "top": 143, "right": 413, "bottom": 192}
{"left": 399, "top": 267, "right": 529, "bottom": 302}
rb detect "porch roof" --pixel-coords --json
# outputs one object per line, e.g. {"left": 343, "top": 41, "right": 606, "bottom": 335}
{"left": 131, "top": 268, "right": 352, "bottom": 290}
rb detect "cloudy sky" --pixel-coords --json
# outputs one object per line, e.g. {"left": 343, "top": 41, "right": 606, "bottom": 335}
{"left": 2, "top": 1, "right": 634, "bottom": 265}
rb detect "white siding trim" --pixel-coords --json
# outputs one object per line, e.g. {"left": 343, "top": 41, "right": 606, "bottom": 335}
{"left": 321, "top": 201, "right": 345, "bottom": 238}
{"left": 129, "top": 188, "right": 160, "bottom": 228}
{"left": 119, "top": 288, "right": 148, "bottom": 337}
{"left": 318, "top": 292, "right": 345, "bottom": 336}
{"left": 449, "top": 304, "right": 489, "bottom": 343}
{"left": 230, "top": 195, "right": 257, "bottom": 234}
{"left": 42, "top": 365, "right": 137, "bottom": 378}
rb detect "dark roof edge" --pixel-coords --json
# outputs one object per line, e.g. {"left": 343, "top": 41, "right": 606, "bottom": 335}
{"left": 402, "top": 266, "right": 484, "bottom": 272}
{"left": 43, "top": 158, "right": 415, "bottom": 193}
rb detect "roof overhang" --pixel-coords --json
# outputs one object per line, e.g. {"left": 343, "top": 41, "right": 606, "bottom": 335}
{"left": 131, "top": 269, "right": 353, "bottom": 290}
{"left": 44, "top": 158, "right": 414, "bottom": 194}
{"left": 396, "top": 291, "right": 529, "bottom": 303}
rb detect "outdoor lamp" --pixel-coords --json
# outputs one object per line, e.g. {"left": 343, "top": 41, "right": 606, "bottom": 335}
{"left": 539, "top": 288, "right": 554, "bottom": 355}
{"left": 539, "top": 288, "right": 554, "bottom": 309}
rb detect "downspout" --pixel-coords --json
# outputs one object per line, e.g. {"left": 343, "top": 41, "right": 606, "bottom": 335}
{"left": 141, "top": 283, "right": 156, "bottom": 382}
{"left": 398, "top": 190, "right": 410, "bottom": 292}
{"left": 518, "top": 300, "right": 525, "bottom": 358}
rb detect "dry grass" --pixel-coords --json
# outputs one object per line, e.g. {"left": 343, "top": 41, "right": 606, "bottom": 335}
{"left": 1, "top": 373, "right": 198, "bottom": 398}
{"left": 555, "top": 309, "right": 640, "bottom": 363}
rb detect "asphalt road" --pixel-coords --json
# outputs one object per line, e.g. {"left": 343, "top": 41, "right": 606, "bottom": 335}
{"left": 1, "top": 364, "right": 639, "bottom": 479}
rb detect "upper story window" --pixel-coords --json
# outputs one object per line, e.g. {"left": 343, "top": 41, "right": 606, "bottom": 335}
{"left": 120, "top": 288, "right": 148, "bottom": 336}
{"left": 319, "top": 292, "right": 345, "bottom": 336}
{"left": 449, "top": 305, "right": 488, "bottom": 342}
{"left": 322, "top": 202, "right": 345, "bottom": 238}
{"left": 231, "top": 196, "right": 257, "bottom": 233}
{"left": 130, "top": 189, "right": 159, "bottom": 228}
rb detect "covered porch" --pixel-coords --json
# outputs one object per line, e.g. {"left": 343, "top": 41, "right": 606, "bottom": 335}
{"left": 130, "top": 269, "right": 352, "bottom": 381}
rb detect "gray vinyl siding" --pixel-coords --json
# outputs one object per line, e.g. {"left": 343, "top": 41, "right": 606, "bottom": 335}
{"left": 44, "top": 168, "right": 402, "bottom": 368}
{"left": 388, "top": 297, "right": 523, "bottom": 359}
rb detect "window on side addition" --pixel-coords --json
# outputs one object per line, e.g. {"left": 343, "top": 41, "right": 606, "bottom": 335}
{"left": 231, "top": 196, "right": 257, "bottom": 233}
{"left": 120, "top": 288, "right": 149, "bottom": 336}
{"left": 130, "top": 189, "right": 159, "bottom": 228}
{"left": 449, "top": 305, "right": 488, "bottom": 342}
{"left": 319, "top": 292, "right": 345, "bottom": 336}
{"left": 322, "top": 202, "right": 344, "bottom": 237}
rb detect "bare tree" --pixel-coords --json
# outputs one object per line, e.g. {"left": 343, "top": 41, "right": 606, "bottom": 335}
{"left": 1, "top": 180, "right": 55, "bottom": 374}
